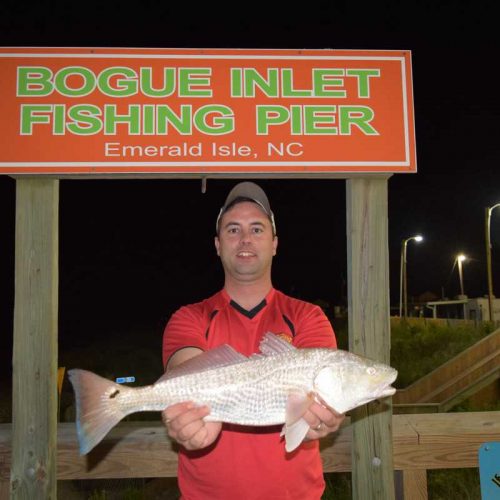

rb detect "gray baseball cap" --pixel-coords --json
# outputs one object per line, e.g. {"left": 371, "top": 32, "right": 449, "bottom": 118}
{"left": 216, "top": 182, "right": 276, "bottom": 235}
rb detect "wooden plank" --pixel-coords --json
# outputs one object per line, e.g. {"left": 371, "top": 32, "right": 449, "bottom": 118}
{"left": 393, "top": 411, "right": 500, "bottom": 471}
{"left": 404, "top": 411, "right": 500, "bottom": 444}
{"left": 393, "top": 404, "right": 440, "bottom": 414}
{"left": 320, "top": 414, "right": 418, "bottom": 473}
{"left": 346, "top": 177, "right": 394, "bottom": 500}
{"left": 395, "top": 442, "right": 483, "bottom": 470}
{"left": 392, "top": 415, "right": 422, "bottom": 447}
{"left": 11, "top": 179, "right": 59, "bottom": 499}
{"left": 0, "top": 480, "right": 9, "bottom": 500}
{"left": 403, "top": 469, "right": 428, "bottom": 500}
{"left": 439, "top": 367, "right": 499, "bottom": 412}
{"left": 1, "top": 412, "right": 499, "bottom": 480}
{"left": 318, "top": 422, "right": 352, "bottom": 472}
{"left": 57, "top": 423, "right": 179, "bottom": 479}
{"left": 420, "top": 353, "right": 499, "bottom": 403}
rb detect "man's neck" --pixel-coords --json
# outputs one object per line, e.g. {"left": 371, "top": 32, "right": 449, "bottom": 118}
{"left": 224, "top": 279, "right": 273, "bottom": 311}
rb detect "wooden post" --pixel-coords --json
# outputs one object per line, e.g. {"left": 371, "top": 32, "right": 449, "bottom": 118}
{"left": 11, "top": 178, "right": 59, "bottom": 499}
{"left": 346, "top": 177, "right": 395, "bottom": 499}
{"left": 403, "top": 470, "right": 428, "bottom": 500}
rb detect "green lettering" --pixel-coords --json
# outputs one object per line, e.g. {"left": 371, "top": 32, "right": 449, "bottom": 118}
{"left": 256, "top": 105, "right": 289, "bottom": 134}
{"left": 53, "top": 104, "right": 65, "bottom": 134}
{"left": 312, "top": 69, "right": 346, "bottom": 97}
{"left": 104, "top": 104, "right": 140, "bottom": 134}
{"left": 17, "top": 67, "right": 53, "bottom": 96}
{"left": 244, "top": 68, "right": 279, "bottom": 97}
{"left": 282, "top": 69, "right": 312, "bottom": 97}
{"left": 98, "top": 67, "right": 138, "bottom": 97}
{"left": 67, "top": 105, "right": 102, "bottom": 135}
{"left": 140, "top": 67, "right": 175, "bottom": 97}
{"left": 179, "top": 68, "right": 212, "bottom": 97}
{"left": 142, "top": 105, "right": 156, "bottom": 134}
{"left": 304, "top": 105, "right": 337, "bottom": 134}
{"left": 54, "top": 66, "right": 95, "bottom": 97}
{"left": 339, "top": 106, "right": 377, "bottom": 135}
{"left": 346, "top": 69, "right": 380, "bottom": 98}
{"left": 291, "top": 105, "right": 302, "bottom": 134}
{"left": 20, "top": 104, "right": 52, "bottom": 134}
{"left": 231, "top": 68, "right": 243, "bottom": 97}
{"left": 194, "top": 105, "right": 234, "bottom": 135}
{"left": 156, "top": 105, "right": 192, "bottom": 135}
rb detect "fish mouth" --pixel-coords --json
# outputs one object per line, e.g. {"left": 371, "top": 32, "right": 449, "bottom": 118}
{"left": 376, "top": 371, "right": 398, "bottom": 399}
{"left": 379, "top": 385, "right": 396, "bottom": 398}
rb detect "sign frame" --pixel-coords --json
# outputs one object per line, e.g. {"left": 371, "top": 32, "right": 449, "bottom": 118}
{"left": 0, "top": 47, "right": 416, "bottom": 175}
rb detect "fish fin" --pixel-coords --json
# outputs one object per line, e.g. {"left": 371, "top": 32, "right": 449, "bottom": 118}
{"left": 249, "top": 353, "right": 267, "bottom": 361}
{"left": 281, "top": 418, "right": 311, "bottom": 452}
{"left": 259, "top": 332, "right": 296, "bottom": 356}
{"left": 279, "top": 392, "right": 314, "bottom": 452}
{"left": 285, "top": 391, "right": 314, "bottom": 426}
{"left": 158, "top": 344, "right": 248, "bottom": 381}
{"left": 68, "top": 369, "right": 132, "bottom": 455}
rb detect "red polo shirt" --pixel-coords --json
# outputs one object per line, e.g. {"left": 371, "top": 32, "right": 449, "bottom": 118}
{"left": 163, "top": 288, "right": 336, "bottom": 500}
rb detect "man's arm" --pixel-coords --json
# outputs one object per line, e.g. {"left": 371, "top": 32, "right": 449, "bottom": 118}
{"left": 166, "top": 346, "right": 203, "bottom": 370}
{"left": 162, "top": 346, "right": 223, "bottom": 451}
{"left": 293, "top": 303, "right": 345, "bottom": 437}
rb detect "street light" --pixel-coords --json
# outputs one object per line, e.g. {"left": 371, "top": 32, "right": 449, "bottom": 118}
{"left": 399, "top": 235, "right": 423, "bottom": 318}
{"left": 456, "top": 253, "right": 467, "bottom": 319}
{"left": 456, "top": 254, "right": 467, "bottom": 296}
{"left": 485, "top": 203, "right": 500, "bottom": 321}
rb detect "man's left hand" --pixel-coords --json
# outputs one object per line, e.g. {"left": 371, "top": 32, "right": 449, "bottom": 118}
{"left": 303, "top": 401, "right": 345, "bottom": 440}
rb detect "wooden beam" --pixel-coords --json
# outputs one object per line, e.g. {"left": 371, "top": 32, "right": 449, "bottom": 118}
{"left": 1, "top": 412, "right": 499, "bottom": 481}
{"left": 11, "top": 179, "right": 59, "bottom": 499}
{"left": 346, "top": 178, "right": 395, "bottom": 499}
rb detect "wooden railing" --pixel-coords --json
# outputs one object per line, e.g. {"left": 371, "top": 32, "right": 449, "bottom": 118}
{"left": 1, "top": 411, "right": 499, "bottom": 499}
{"left": 393, "top": 328, "right": 500, "bottom": 409}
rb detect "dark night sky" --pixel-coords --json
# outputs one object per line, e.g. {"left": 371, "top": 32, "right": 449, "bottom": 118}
{"left": 1, "top": 1, "right": 499, "bottom": 356}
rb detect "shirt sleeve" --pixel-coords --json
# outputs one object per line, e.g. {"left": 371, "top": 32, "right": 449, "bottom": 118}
{"left": 292, "top": 303, "right": 337, "bottom": 349}
{"left": 162, "top": 305, "right": 209, "bottom": 370}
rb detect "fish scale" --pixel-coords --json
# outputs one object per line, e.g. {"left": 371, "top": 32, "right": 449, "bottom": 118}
{"left": 141, "top": 350, "right": 319, "bottom": 425}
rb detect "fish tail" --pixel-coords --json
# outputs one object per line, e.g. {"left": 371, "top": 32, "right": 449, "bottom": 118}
{"left": 68, "top": 368, "right": 134, "bottom": 455}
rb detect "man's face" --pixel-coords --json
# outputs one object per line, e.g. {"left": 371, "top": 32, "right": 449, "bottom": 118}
{"left": 215, "top": 201, "right": 278, "bottom": 284}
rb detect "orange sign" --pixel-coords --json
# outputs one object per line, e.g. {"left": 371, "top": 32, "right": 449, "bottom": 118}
{"left": 0, "top": 47, "right": 416, "bottom": 175}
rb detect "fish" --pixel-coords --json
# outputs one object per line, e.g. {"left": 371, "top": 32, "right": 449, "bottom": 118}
{"left": 68, "top": 333, "right": 397, "bottom": 455}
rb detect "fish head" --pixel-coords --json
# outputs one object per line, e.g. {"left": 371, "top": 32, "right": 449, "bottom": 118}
{"left": 313, "top": 350, "right": 398, "bottom": 414}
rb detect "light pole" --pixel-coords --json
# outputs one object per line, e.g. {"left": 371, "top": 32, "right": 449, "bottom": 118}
{"left": 456, "top": 254, "right": 467, "bottom": 296}
{"left": 485, "top": 203, "right": 500, "bottom": 321}
{"left": 456, "top": 253, "right": 467, "bottom": 319}
{"left": 399, "top": 235, "right": 423, "bottom": 318}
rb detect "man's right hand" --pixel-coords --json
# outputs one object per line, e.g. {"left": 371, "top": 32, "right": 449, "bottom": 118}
{"left": 162, "top": 402, "right": 222, "bottom": 450}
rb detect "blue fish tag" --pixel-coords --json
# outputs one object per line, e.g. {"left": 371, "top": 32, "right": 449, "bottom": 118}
{"left": 479, "top": 441, "right": 500, "bottom": 499}
{"left": 115, "top": 376, "right": 135, "bottom": 384}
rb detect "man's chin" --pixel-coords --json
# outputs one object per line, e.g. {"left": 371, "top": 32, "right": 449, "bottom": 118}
{"left": 234, "top": 269, "right": 260, "bottom": 279}
{"left": 231, "top": 266, "right": 265, "bottom": 280}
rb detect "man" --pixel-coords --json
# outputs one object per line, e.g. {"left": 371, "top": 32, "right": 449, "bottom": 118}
{"left": 162, "top": 181, "right": 344, "bottom": 499}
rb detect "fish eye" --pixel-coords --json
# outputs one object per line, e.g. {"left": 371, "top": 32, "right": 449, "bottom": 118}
{"left": 366, "top": 367, "right": 376, "bottom": 375}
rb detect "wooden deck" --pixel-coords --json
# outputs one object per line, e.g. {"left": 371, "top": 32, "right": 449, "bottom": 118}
{"left": 1, "top": 411, "right": 499, "bottom": 499}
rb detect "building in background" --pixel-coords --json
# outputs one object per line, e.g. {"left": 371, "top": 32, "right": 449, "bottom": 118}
{"left": 425, "top": 296, "right": 500, "bottom": 322}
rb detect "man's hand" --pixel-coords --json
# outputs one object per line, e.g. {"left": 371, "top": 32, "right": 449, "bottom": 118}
{"left": 162, "top": 402, "right": 222, "bottom": 451}
{"left": 302, "top": 401, "right": 345, "bottom": 440}
{"left": 162, "top": 348, "right": 222, "bottom": 450}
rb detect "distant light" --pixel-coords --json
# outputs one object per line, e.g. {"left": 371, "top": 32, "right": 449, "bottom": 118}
{"left": 457, "top": 254, "right": 467, "bottom": 263}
